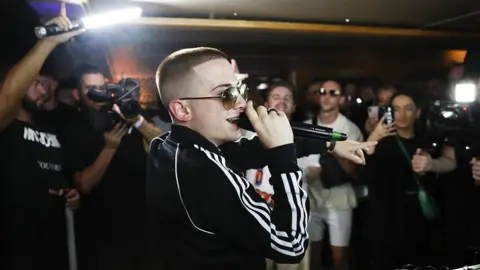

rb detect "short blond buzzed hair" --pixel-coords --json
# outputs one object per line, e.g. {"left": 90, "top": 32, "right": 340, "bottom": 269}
{"left": 155, "top": 47, "right": 229, "bottom": 109}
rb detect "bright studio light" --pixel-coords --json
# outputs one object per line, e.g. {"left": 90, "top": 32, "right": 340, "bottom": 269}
{"left": 454, "top": 82, "right": 477, "bottom": 103}
{"left": 81, "top": 7, "right": 143, "bottom": 29}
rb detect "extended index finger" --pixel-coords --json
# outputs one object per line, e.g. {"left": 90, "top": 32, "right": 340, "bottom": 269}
{"left": 355, "top": 148, "right": 366, "bottom": 165}
{"left": 244, "top": 100, "right": 262, "bottom": 128}
{"left": 377, "top": 115, "right": 386, "bottom": 126}
{"left": 59, "top": 1, "right": 66, "bottom": 17}
{"left": 353, "top": 141, "right": 378, "bottom": 150}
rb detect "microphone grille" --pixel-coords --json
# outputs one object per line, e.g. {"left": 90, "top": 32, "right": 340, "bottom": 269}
{"left": 34, "top": 26, "right": 47, "bottom": 39}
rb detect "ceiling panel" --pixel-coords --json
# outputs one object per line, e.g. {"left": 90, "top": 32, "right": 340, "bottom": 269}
{"left": 84, "top": 0, "right": 480, "bottom": 31}
{"left": 435, "top": 13, "right": 480, "bottom": 32}
{"left": 28, "top": 0, "right": 86, "bottom": 20}
{"left": 89, "top": 26, "right": 479, "bottom": 50}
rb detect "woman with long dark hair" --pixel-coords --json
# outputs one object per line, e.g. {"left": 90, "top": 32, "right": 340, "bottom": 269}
{"left": 362, "top": 91, "right": 432, "bottom": 270}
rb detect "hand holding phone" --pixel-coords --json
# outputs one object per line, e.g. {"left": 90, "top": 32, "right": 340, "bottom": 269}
{"left": 378, "top": 106, "right": 395, "bottom": 125}
{"left": 371, "top": 114, "right": 396, "bottom": 140}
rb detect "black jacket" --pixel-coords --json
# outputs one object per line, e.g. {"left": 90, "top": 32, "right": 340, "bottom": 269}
{"left": 146, "top": 125, "right": 315, "bottom": 270}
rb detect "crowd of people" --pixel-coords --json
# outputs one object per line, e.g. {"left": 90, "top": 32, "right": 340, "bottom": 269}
{"left": 2, "top": 9, "right": 480, "bottom": 270}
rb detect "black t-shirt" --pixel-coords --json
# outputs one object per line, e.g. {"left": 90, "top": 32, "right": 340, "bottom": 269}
{"left": 0, "top": 119, "right": 69, "bottom": 264}
{"left": 363, "top": 135, "right": 429, "bottom": 210}
{"left": 362, "top": 135, "right": 431, "bottom": 257}
{"left": 449, "top": 138, "right": 480, "bottom": 188}
{"left": 447, "top": 137, "right": 480, "bottom": 216}
{"left": 48, "top": 103, "right": 79, "bottom": 132}
{"left": 60, "top": 110, "right": 149, "bottom": 246}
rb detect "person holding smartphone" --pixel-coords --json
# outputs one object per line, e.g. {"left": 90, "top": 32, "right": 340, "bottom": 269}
{"left": 363, "top": 91, "right": 432, "bottom": 270}
{"left": 364, "top": 85, "right": 397, "bottom": 135}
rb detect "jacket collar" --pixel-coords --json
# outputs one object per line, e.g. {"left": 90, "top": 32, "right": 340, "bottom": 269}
{"left": 169, "top": 124, "right": 221, "bottom": 154}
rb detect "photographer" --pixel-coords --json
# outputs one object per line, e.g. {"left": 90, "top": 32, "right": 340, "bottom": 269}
{"left": 0, "top": 7, "right": 82, "bottom": 270}
{"left": 424, "top": 76, "right": 480, "bottom": 267}
{"left": 409, "top": 76, "right": 480, "bottom": 267}
{"left": 59, "top": 65, "right": 163, "bottom": 270}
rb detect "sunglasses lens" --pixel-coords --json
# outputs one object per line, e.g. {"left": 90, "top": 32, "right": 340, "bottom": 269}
{"left": 222, "top": 87, "right": 239, "bottom": 109}
{"left": 240, "top": 84, "right": 248, "bottom": 100}
{"left": 222, "top": 84, "right": 249, "bottom": 109}
{"left": 320, "top": 89, "right": 340, "bottom": 96}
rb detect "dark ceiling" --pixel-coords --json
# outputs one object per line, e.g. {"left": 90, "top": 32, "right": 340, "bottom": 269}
{"left": 2, "top": 0, "right": 480, "bottom": 71}
{"left": 87, "top": 0, "right": 480, "bottom": 32}
{"left": 0, "top": 0, "right": 41, "bottom": 65}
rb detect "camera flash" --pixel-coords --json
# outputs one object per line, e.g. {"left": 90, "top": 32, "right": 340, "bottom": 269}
{"left": 454, "top": 82, "right": 477, "bottom": 103}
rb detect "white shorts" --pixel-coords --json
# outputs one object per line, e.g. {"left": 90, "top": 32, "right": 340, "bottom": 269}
{"left": 308, "top": 209, "right": 352, "bottom": 247}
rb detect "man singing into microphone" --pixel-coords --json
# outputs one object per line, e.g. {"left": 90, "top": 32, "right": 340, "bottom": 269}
{"left": 147, "top": 47, "right": 374, "bottom": 270}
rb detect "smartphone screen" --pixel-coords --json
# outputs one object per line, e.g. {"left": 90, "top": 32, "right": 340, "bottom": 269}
{"left": 368, "top": 106, "right": 379, "bottom": 122}
{"left": 378, "top": 107, "right": 394, "bottom": 125}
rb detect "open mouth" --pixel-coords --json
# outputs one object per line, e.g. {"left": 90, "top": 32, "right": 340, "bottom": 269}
{"left": 227, "top": 116, "right": 239, "bottom": 124}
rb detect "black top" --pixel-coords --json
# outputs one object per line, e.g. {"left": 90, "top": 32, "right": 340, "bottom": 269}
{"left": 146, "top": 125, "right": 310, "bottom": 270}
{"left": 364, "top": 135, "right": 428, "bottom": 205}
{"left": 0, "top": 119, "right": 69, "bottom": 267}
{"left": 362, "top": 135, "right": 430, "bottom": 245}
{"left": 42, "top": 102, "right": 79, "bottom": 133}
{"left": 59, "top": 109, "right": 149, "bottom": 246}
{"left": 362, "top": 135, "right": 436, "bottom": 269}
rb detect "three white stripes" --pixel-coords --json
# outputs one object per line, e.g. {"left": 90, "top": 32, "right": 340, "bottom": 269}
{"left": 195, "top": 144, "right": 309, "bottom": 257}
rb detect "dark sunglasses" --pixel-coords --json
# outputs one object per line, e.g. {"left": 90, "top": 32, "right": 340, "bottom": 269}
{"left": 179, "top": 83, "right": 248, "bottom": 110}
{"left": 319, "top": 88, "right": 341, "bottom": 96}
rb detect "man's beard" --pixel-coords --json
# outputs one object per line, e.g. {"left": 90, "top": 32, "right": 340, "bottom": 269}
{"left": 22, "top": 97, "right": 50, "bottom": 124}
{"left": 22, "top": 97, "right": 42, "bottom": 114}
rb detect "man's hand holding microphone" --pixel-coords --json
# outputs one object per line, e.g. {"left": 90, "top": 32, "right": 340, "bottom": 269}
{"left": 39, "top": 2, "right": 85, "bottom": 49}
{"left": 245, "top": 101, "right": 293, "bottom": 149}
{"left": 244, "top": 101, "right": 377, "bottom": 165}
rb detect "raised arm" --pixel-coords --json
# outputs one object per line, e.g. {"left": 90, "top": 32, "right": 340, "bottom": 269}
{"left": 0, "top": 40, "right": 57, "bottom": 131}
{"left": 0, "top": 7, "right": 84, "bottom": 131}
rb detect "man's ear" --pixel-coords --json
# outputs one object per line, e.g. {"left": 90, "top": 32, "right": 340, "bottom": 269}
{"left": 416, "top": 108, "right": 422, "bottom": 119}
{"left": 168, "top": 100, "right": 192, "bottom": 122}
{"left": 72, "top": 88, "right": 80, "bottom": 101}
{"left": 339, "top": 96, "right": 346, "bottom": 105}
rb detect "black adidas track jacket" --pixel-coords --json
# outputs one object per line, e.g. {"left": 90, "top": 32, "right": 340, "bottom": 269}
{"left": 146, "top": 125, "right": 325, "bottom": 270}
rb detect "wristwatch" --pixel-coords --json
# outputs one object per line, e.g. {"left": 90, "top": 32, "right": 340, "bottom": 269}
{"left": 327, "top": 140, "right": 336, "bottom": 153}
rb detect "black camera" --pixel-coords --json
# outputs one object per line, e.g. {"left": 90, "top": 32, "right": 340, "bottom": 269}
{"left": 86, "top": 78, "right": 141, "bottom": 131}
{"left": 425, "top": 80, "right": 480, "bottom": 143}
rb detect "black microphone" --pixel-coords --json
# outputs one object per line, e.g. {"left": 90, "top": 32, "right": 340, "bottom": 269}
{"left": 238, "top": 113, "right": 348, "bottom": 141}
{"left": 34, "top": 21, "right": 83, "bottom": 39}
